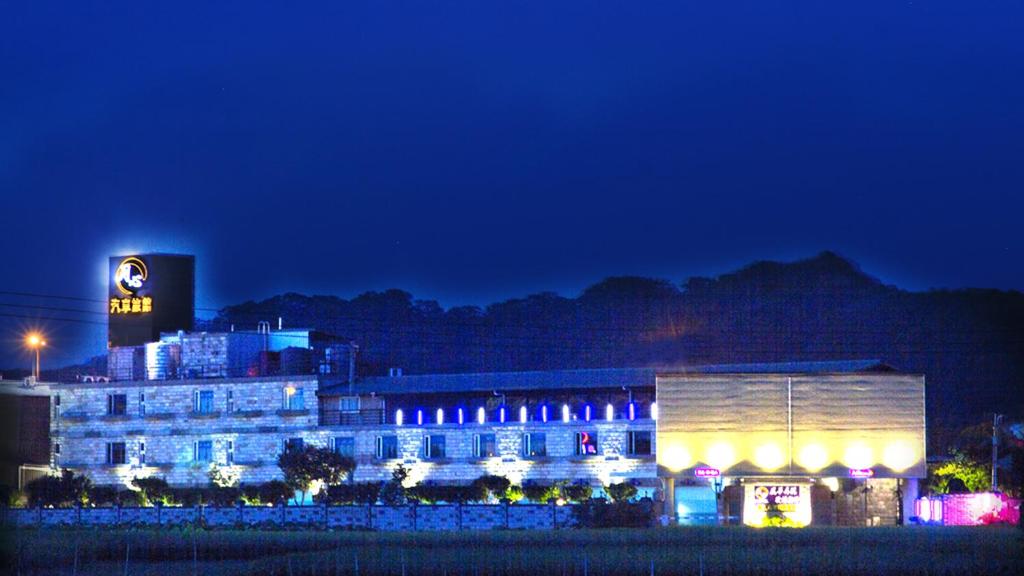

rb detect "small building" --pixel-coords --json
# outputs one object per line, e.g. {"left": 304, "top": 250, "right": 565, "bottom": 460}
{"left": 0, "top": 378, "right": 56, "bottom": 490}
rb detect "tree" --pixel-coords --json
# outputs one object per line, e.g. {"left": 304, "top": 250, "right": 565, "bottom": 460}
{"left": 928, "top": 450, "right": 990, "bottom": 494}
{"left": 379, "top": 464, "right": 409, "bottom": 505}
{"left": 277, "top": 445, "right": 355, "bottom": 505}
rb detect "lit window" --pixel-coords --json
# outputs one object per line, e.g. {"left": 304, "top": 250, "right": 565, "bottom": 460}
{"left": 422, "top": 435, "right": 446, "bottom": 459}
{"left": 138, "top": 393, "right": 146, "bottom": 417}
{"left": 226, "top": 390, "right": 234, "bottom": 413}
{"left": 194, "top": 390, "right": 214, "bottom": 413}
{"left": 574, "top": 431, "right": 599, "bottom": 456}
{"left": 107, "top": 394, "right": 127, "bottom": 416}
{"left": 522, "top": 433, "right": 547, "bottom": 457}
{"left": 106, "top": 442, "right": 126, "bottom": 465}
{"left": 284, "top": 387, "right": 305, "bottom": 410}
{"left": 473, "top": 434, "right": 497, "bottom": 458}
{"left": 376, "top": 435, "right": 398, "bottom": 459}
{"left": 194, "top": 440, "right": 213, "bottom": 462}
{"left": 627, "top": 431, "right": 652, "bottom": 455}
{"left": 340, "top": 396, "right": 359, "bottom": 412}
{"left": 226, "top": 440, "right": 234, "bottom": 465}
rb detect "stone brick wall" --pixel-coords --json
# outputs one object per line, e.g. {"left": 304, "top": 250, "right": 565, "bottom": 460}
{"left": 51, "top": 376, "right": 319, "bottom": 486}
{"left": 2, "top": 503, "right": 579, "bottom": 531}
{"left": 49, "top": 375, "right": 656, "bottom": 491}
{"left": 834, "top": 478, "right": 900, "bottom": 526}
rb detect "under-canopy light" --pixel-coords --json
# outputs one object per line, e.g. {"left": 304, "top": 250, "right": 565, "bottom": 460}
{"left": 395, "top": 409, "right": 404, "bottom": 426}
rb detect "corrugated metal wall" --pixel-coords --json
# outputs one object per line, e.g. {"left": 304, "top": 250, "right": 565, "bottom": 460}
{"left": 656, "top": 373, "right": 926, "bottom": 478}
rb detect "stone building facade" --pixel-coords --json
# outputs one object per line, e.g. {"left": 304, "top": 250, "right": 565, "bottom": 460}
{"left": 50, "top": 374, "right": 656, "bottom": 492}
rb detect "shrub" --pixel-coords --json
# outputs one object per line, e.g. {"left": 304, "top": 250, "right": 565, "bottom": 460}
{"left": 25, "top": 469, "right": 90, "bottom": 508}
{"left": 240, "top": 484, "right": 264, "bottom": 506}
{"left": 171, "top": 487, "right": 207, "bottom": 507}
{"left": 407, "top": 482, "right": 483, "bottom": 504}
{"left": 605, "top": 482, "right": 638, "bottom": 503}
{"left": 503, "top": 485, "right": 524, "bottom": 503}
{"left": 471, "top": 475, "right": 510, "bottom": 501}
{"left": 522, "top": 482, "right": 561, "bottom": 503}
{"left": 88, "top": 485, "right": 119, "bottom": 507}
{"left": 574, "top": 500, "right": 655, "bottom": 528}
{"left": 563, "top": 483, "right": 593, "bottom": 503}
{"left": 209, "top": 486, "right": 241, "bottom": 507}
{"left": 258, "top": 480, "right": 294, "bottom": 505}
{"left": 131, "top": 476, "right": 172, "bottom": 506}
{"left": 321, "top": 482, "right": 383, "bottom": 505}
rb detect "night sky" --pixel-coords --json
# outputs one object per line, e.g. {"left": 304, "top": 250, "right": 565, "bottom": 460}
{"left": 1, "top": 1, "right": 1022, "bottom": 369}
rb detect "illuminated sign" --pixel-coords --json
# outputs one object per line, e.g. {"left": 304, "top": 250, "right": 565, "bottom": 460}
{"left": 110, "top": 296, "right": 152, "bottom": 314}
{"left": 694, "top": 467, "right": 721, "bottom": 478}
{"left": 849, "top": 468, "right": 874, "bottom": 478}
{"left": 114, "top": 257, "right": 148, "bottom": 295}
{"left": 110, "top": 256, "right": 153, "bottom": 315}
{"left": 744, "top": 484, "right": 812, "bottom": 527}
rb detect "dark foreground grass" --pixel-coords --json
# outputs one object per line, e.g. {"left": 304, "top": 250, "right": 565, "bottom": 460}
{"left": 2, "top": 526, "right": 1022, "bottom": 576}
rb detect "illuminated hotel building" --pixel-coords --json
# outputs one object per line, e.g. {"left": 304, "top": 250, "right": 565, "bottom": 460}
{"left": 43, "top": 254, "right": 927, "bottom": 526}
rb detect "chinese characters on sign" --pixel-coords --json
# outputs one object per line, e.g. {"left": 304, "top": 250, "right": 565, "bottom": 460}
{"left": 753, "top": 485, "right": 801, "bottom": 513}
{"left": 110, "top": 296, "right": 152, "bottom": 314}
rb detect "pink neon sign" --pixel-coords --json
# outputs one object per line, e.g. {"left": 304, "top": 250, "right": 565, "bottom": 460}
{"left": 848, "top": 468, "right": 874, "bottom": 478}
{"left": 694, "top": 467, "right": 721, "bottom": 478}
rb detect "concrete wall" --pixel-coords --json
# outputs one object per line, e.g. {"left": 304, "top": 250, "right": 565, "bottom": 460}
{"left": 2, "top": 502, "right": 578, "bottom": 531}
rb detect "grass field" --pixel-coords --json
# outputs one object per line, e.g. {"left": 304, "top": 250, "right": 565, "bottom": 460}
{"left": 3, "top": 526, "right": 1022, "bottom": 576}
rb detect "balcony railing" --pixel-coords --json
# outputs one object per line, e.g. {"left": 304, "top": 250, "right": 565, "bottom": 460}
{"left": 319, "top": 408, "right": 385, "bottom": 426}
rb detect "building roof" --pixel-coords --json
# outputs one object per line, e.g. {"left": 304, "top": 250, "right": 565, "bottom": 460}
{"left": 322, "top": 359, "right": 897, "bottom": 396}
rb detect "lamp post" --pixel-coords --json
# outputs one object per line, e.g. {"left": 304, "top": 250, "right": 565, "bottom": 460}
{"left": 25, "top": 332, "right": 47, "bottom": 380}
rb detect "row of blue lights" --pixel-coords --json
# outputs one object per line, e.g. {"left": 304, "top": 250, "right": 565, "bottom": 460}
{"left": 394, "top": 402, "right": 657, "bottom": 426}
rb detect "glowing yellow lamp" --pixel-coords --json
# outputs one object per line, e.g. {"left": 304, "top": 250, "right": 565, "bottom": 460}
{"left": 754, "top": 443, "right": 785, "bottom": 471}
{"left": 797, "top": 444, "right": 829, "bottom": 472}
{"left": 705, "top": 442, "right": 736, "bottom": 471}
{"left": 661, "top": 445, "right": 693, "bottom": 472}
{"left": 882, "top": 442, "right": 916, "bottom": 472}
{"left": 843, "top": 443, "right": 874, "bottom": 470}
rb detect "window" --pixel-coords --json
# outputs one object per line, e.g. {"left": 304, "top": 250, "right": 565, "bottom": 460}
{"left": 107, "top": 394, "right": 127, "bottom": 416}
{"left": 194, "top": 440, "right": 213, "bottom": 462}
{"left": 139, "top": 442, "right": 146, "bottom": 465}
{"left": 54, "top": 442, "right": 61, "bottom": 455}
{"left": 627, "top": 431, "right": 652, "bottom": 455}
{"left": 375, "top": 435, "right": 398, "bottom": 459}
{"left": 332, "top": 437, "right": 355, "bottom": 458}
{"left": 54, "top": 395, "right": 61, "bottom": 420}
{"left": 522, "top": 433, "right": 547, "bottom": 457}
{"left": 106, "top": 442, "right": 126, "bottom": 465}
{"left": 473, "top": 434, "right": 497, "bottom": 458}
{"left": 340, "top": 396, "right": 359, "bottom": 412}
{"left": 194, "top": 390, "right": 214, "bottom": 413}
{"left": 421, "top": 435, "right": 445, "bottom": 459}
{"left": 284, "top": 387, "right": 305, "bottom": 410}
{"left": 285, "top": 437, "right": 304, "bottom": 452}
{"left": 226, "top": 390, "right": 234, "bottom": 413}
{"left": 574, "top": 431, "right": 599, "bottom": 456}
{"left": 138, "top": 392, "right": 146, "bottom": 417}
{"left": 226, "top": 440, "right": 234, "bottom": 465}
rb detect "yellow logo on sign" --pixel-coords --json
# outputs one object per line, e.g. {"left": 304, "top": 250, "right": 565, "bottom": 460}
{"left": 114, "top": 257, "right": 148, "bottom": 296}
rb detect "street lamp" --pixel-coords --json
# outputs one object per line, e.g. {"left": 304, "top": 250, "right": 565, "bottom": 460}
{"left": 25, "top": 332, "right": 46, "bottom": 380}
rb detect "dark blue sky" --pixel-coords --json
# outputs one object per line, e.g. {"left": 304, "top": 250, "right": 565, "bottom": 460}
{"left": 1, "top": 1, "right": 1022, "bottom": 368}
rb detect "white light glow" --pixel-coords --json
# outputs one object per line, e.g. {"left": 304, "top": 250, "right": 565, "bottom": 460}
{"left": 541, "top": 405, "right": 548, "bottom": 422}
{"left": 705, "top": 442, "right": 736, "bottom": 471}
{"left": 458, "top": 408, "right": 464, "bottom": 425}
{"left": 477, "top": 407, "right": 486, "bottom": 425}
{"left": 882, "top": 441, "right": 916, "bottom": 472}
{"left": 562, "top": 404, "right": 570, "bottom": 423}
{"left": 798, "top": 444, "right": 829, "bottom": 472}
{"left": 519, "top": 405, "right": 527, "bottom": 424}
{"left": 605, "top": 403, "right": 614, "bottom": 422}
{"left": 436, "top": 408, "right": 444, "bottom": 425}
{"left": 662, "top": 445, "right": 692, "bottom": 472}
{"left": 417, "top": 410, "right": 424, "bottom": 426}
{"left": 843, "top": 443, "right": 874, "bottom": 470}
{"left": 395, "top": 409, "right": 404, "bottom": 426}
{"left": 754, "top": 443, "right": 784, "bottom": 471}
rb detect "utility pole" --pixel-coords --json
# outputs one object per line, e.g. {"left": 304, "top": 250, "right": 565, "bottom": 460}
{"left": 991, "top": 413, "right": 1003, "bottom": 492}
